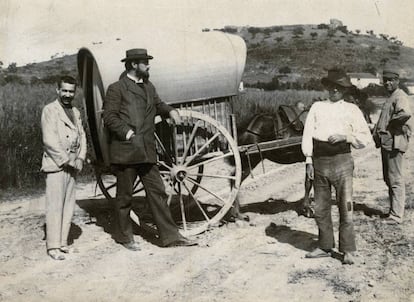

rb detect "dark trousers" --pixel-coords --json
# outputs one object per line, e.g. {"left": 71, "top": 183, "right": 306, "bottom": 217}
{"left": 313, "top": 153, "right": 356, "bottom": 253}
{"left": 113, "top": 163, "right": 181, "bottom": 246}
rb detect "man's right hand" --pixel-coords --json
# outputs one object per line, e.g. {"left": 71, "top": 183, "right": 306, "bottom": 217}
{"left": 306, "top": 163, "right": 314, "bottom": 180}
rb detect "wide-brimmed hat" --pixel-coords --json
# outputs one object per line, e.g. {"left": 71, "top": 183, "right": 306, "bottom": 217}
{"left": 121, "top": 48, "right": 153, "bottom": 62}
{"left": 321, "top": 68, "right": 353, "bottom": 88}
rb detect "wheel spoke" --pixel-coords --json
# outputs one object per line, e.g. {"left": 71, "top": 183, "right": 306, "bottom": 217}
{"left": 181, "top": 120, "right": 202, "bottom": 164}
{"left": 187, "top": 152, "right": 233, "bottom": 170}
{"left": 155, "top": 133, "right": 174, "bottom": 163}
{"left": 178, "top": 184, "right": 187, "bottom": 232}
{"left": 103, "top": 181, "right": 117, "bottom": 191}
{"left": 184, "top": 132, "right": 220, "bottom": 166}
{"left": 187, "top": 173, "right": 236, "bottom": 180}
{"left": 166, "top": 192, "right": 173, "bottom": 206}
{"left": 186, "top": 177, "right": 227, "bottom": 205}
{"left": 172, "top": 123, "right": 179, "bottom": 162}
{"left": 158, "top": 160, "right": 173, "bottom": 171}
{"left": 183, "top": 182, "right": 210, "bottom": 222}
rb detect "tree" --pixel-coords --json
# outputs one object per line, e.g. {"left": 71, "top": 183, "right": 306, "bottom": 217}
{"left": 310, "top": 32, "right": 318, "bottom": 40}
{"left": 327, "top": 29, "right": 336, "bottom": 38}
{"left": 275, "top": 37, "right": 284, "bottom": 43}
{"left": 292, "top": 26, "right": 304, "bottom": 37}
{"left": 355, "top": 29, "right": 360, "bottom": 35}
{"left": 337, "top": 25, "right": 348, "bottom": 34}
{"left": 317, "top": 23, "right": 329, "bottom": 29}
{"left": 7, "top": 62, "right": 17, "bottom": 73}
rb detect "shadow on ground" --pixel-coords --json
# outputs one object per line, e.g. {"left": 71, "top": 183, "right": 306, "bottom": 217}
{"left": 265, "top": 222, "right": 317, "bottom": 252}
{"left": 76, "top": 197, "right": 161, "bottom": 246}
{"left": 241, "top": 197, "right": 313, "bottom": 217}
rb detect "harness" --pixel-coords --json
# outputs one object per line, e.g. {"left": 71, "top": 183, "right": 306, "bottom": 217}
{"left": 243, "top": 108, "right": 308, "bottom": 178}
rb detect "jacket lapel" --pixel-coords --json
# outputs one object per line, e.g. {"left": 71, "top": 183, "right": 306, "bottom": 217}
{"left": 123, "top": 77, "right": 147, "bottom": 99}
{"left": 53, "top": 100, "right": 76, "bottom": 130}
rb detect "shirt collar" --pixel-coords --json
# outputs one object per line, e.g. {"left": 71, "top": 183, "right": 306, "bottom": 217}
{"left": 327, "top": 99, "right": 344, "bottom": 104}
{"left": 127, "top": 73, "right": 144, "bottom": 84}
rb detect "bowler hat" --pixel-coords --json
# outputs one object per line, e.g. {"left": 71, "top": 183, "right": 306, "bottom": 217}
{"left": 321, "top": 68, "right": 353, "bottom": 88}
{"left": 383, "top": 65, "right": 400, "bottom": 79}
{"left": 121, "top": 48, "right": 153, "bottom": 62}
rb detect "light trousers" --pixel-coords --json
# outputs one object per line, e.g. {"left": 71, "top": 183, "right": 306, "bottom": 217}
{"left": 381, "top": 149, "right": 406, "bottom": 222}
{"left": 45, "top": 169, "right": 76, "bottom": 250}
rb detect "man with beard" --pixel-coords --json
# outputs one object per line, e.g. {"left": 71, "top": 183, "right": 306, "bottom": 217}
{"left": 41, "top": 76, "right": 87, "bottom": 260}
{"left": 103, "top": 48, "right": 197, "bottom": 250}
{"left": 301, "top": 68, "right": 372, "bottom": 264}
{"left": 373, "top": 66, "right": 413, "bottom": 225}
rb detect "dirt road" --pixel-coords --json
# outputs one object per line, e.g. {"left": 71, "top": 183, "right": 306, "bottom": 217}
{"left": 1, "top": 109, "right": 414, "bottom": 302}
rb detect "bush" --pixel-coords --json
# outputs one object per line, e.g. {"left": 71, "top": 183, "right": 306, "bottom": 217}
{"left": 4, "top": 74, "right": 25, "bottom": 84}
{"left": 292, "top": 27, "right": 304, "bottom": 36}
{"left": 317, "top": 23, "right": 329, "bottom": 30}
{"left": 7, "top": 63, "right": 17, "bottom": 73}
{"left": 279, "top": 66, "right": 291, "bottom": 74}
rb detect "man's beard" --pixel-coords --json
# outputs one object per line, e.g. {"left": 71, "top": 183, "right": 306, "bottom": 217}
{"left": 135, "top": 69, "right": 150, "bottom": 81}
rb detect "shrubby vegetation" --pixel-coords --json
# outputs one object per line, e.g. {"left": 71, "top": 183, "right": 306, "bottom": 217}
{"left": 0, "top": 83, "right": 93, "bottom": 191}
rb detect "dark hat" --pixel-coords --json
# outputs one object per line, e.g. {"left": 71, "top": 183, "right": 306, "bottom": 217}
{"left": 383, "top": 65, "right": 400, "bottom": 79}
{"left": 321, "top": 68, "right": 353, "bottom": 88}
{"left": 121, "top": 48, "right": 153, "bottom": 62}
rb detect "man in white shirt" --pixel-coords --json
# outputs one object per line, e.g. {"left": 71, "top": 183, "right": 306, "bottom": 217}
{"left": 301, "top": 68, "right": 372, "bottom": 264}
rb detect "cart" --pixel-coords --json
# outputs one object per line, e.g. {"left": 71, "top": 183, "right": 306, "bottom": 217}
{"left": 77, "top": 30, "right": 302, "bottom": 236}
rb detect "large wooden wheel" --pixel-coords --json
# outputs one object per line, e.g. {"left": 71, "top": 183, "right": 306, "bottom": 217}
{"left": 95, "top": 109, "right": 242, "bottom": 236}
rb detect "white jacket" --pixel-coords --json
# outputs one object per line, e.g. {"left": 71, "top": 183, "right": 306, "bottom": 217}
{"left": 41, "top": 99, "right": 87, "bottom": 172}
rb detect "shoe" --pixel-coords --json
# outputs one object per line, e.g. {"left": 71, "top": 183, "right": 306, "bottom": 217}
{"left": 122, "top": 241, "right": 141, "bottom": 251}
{"left": 60, "top": 246, "right": 75, "bottom": 254}
{"left": 165, "top": 237, "right": 198, "bottom": 247}
{"left": 48, "top": 248, "right": 65, "bottom": 260}
{"left": 342, "top": 252, "right": 355, "bottom": 265}
{"left": 381, "top": 217, "right": 400, "bottom": 225}
{"left": 305, "top": 248, "right": 332, "bottom": 258}
{"left": 301, "top": 206, "right": 315, "bottom": 218}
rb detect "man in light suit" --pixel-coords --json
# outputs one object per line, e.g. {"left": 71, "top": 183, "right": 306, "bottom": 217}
{"left": 103, "top": 48, "right": 197, "bottom": 250}
{"left": 41, "top": 76, "right": 87, "bottom": 260}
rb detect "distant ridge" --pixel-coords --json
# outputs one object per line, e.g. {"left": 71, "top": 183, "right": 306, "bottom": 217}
{"left": 2, "top": 21, "right": 414, "bottom": 87}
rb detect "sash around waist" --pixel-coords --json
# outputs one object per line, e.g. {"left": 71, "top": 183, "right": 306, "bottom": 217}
{"left": 313, "top": 139, "right": 351, "bottom": 157}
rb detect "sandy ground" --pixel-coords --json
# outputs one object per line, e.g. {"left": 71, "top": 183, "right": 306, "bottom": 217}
{"left": 1, "top": 104, "right": 414, "bottom": 302}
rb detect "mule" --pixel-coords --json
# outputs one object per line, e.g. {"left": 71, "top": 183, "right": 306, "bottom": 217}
{"left": 227, "top": 105, "right": 314, "bottom": 222}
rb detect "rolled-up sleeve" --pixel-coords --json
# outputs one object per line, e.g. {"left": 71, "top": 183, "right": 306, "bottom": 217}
{"left": 347, "top": 105, "right": 373, "bottom": 149}
{"left": 301, "top": 104, "right": 316, "bottom": 163}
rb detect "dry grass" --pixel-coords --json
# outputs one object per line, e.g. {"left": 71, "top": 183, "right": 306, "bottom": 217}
{"left": 0, "top": 83, "right": 323, "bottom": 192}
{"left": 0, "top": 83, "right": 86, "bottom": 191}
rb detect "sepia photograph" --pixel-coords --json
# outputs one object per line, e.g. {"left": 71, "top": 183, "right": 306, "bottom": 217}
{"left": 1, "top": 0, "right": 413, "bottom": 301}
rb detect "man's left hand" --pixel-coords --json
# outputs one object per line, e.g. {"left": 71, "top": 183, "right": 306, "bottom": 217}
{"left": 74, "top": 158, "right": 84, "bottom": 172}
{"left": 328, "top": 134, "right": 347, "bottom": 144}
{"left": 169, "top": 110, "right": 182, "bottom": 124}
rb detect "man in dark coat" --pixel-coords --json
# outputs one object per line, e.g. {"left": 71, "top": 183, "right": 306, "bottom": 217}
{"left": 103, "top": 48, "right": 197, "bottom": 250}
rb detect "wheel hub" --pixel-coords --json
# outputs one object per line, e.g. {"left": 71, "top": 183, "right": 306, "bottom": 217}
{"left": 170, "top": 165, "right": 188, "bottom": 182}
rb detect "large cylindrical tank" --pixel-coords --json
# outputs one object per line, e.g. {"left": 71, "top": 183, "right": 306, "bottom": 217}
{"left": 77, "top": 30, "right": 246, "bottom": 165}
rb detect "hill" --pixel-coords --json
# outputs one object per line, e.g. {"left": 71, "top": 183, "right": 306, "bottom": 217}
{"left": 220, "top": 23, "right": 414, "bottom": 88}
{"left": 1, "top": 21, "right": 414, "bottom": 88}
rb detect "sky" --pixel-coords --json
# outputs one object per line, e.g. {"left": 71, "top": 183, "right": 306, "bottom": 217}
{"left": 1, "top": 0, "right": 413, "bottom": 66}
